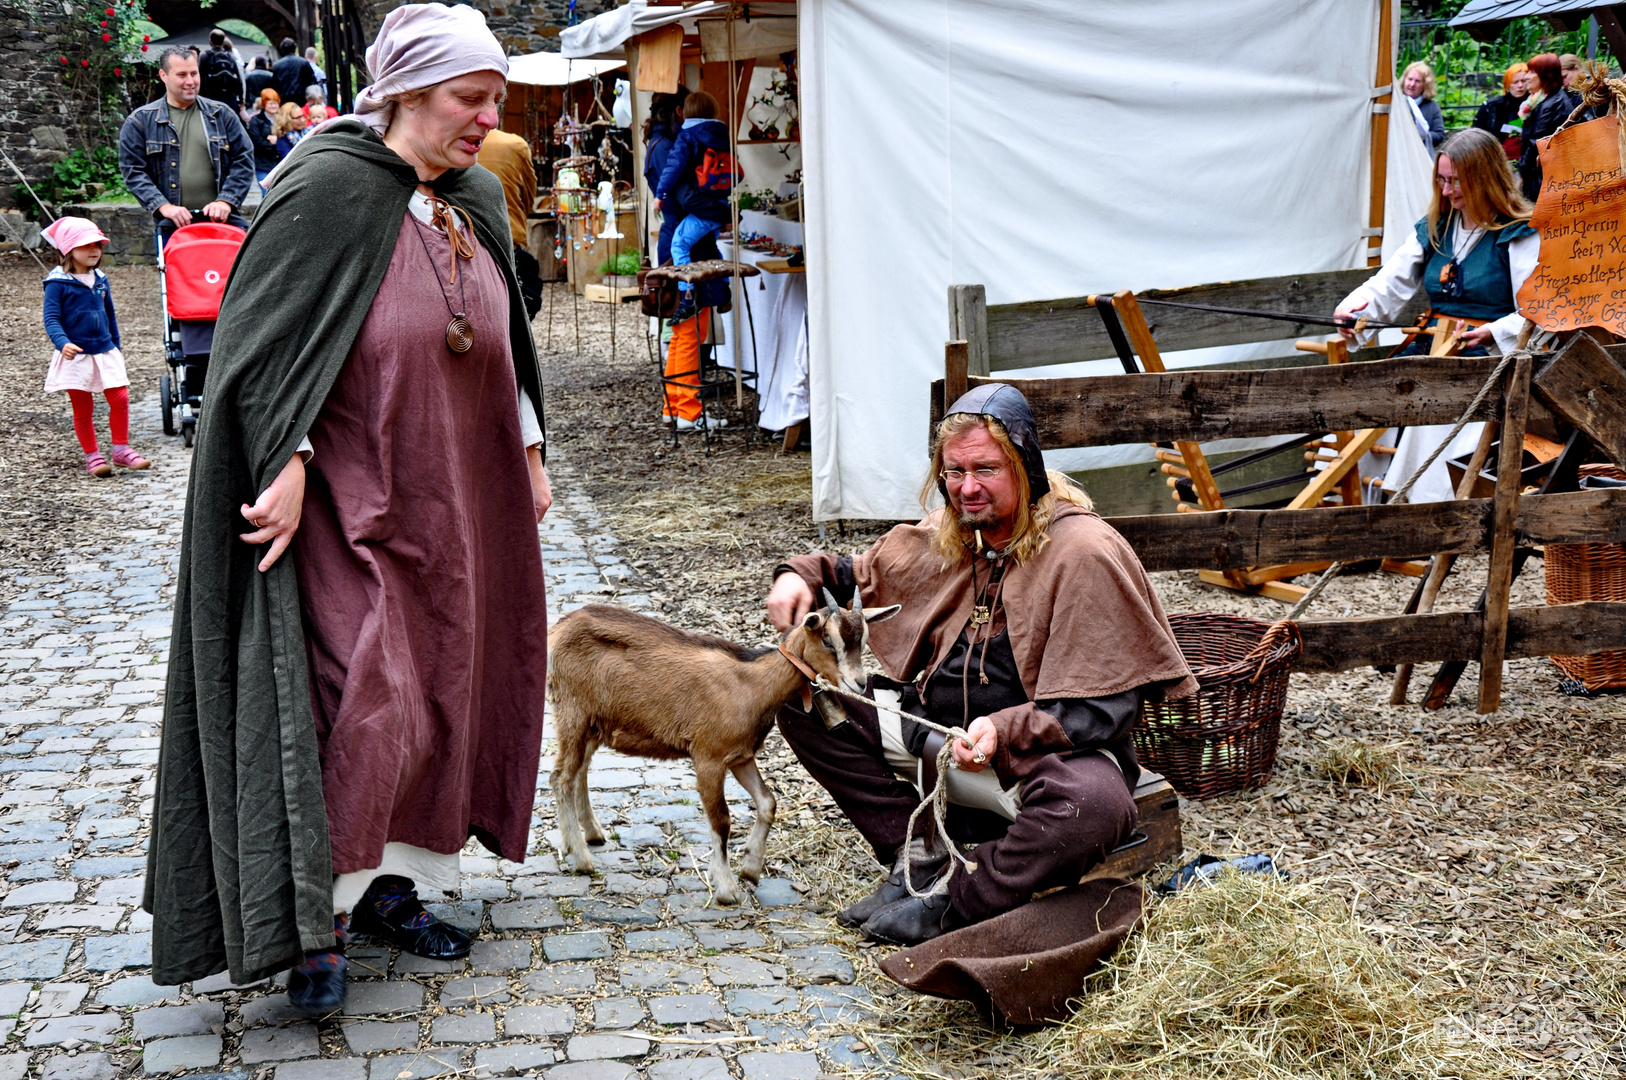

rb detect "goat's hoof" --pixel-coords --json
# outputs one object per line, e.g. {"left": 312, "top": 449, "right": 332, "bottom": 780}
{"left": 738, "top": 863, "right": 763, "bottom": 886}
{"left": 710, "top": 875, "right": 742, "bottom": 906}
{"left": 568, "top": 852, "right": 596, "bottom": 875}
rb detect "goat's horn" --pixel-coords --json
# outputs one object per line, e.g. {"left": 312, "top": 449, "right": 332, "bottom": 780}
{"left": 821, "top": 587, "right": 840, "bottom": 612}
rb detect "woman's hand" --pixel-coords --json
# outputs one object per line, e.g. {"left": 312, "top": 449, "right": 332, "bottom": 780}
{"left": 1461, "top": 325, "right": 1495, "bottom": 349}
{"left": 953, "top": 716, "right": 998, "bottom": 773}
{"left": 1334, "top": 300, "right": 1368, "bottom": 341}
{"left": 528, "top": 447, "right": 552, "bottom": 522}
{"left": 59, "top": 342, "right": 82, "bottom": 361}
{"left": 239, "top": 453, "right": 305, "bottom": 572}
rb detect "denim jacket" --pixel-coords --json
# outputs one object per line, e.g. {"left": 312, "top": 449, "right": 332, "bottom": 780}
{"left": 118, "top": 96, "right": 255, "bottom": 215}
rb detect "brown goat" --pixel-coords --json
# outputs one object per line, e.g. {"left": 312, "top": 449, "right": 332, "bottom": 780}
{"left": 547, "top": 593, "right": 899, "bottom": 904}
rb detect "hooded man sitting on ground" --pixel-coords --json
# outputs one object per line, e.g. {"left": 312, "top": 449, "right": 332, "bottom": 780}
{"left": 766, "top": 385, "right": 1196, "bottom": 945}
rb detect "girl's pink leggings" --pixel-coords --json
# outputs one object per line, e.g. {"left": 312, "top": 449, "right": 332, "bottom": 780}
{"left": 66, "top": 387, "right": 129, "bottom": 453}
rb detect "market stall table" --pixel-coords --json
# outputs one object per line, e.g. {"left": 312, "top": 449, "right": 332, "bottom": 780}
{"left": 715, "top": 210, "right": 808, "bottom": 437}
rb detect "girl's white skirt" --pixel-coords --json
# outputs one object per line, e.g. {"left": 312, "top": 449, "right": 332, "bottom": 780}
{"left": 44, "top": 347, "right": 128, "bottom": 394}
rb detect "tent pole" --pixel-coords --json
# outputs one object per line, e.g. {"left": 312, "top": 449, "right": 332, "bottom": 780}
{"left": 1366, "top": 0, "right": 1394, "bottom": 269}
{"left": 729, "top": 7, "right": 744, "bottom": 410}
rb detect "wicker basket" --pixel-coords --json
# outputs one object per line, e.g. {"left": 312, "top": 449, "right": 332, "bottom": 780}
{"left": 1134, "top": 614, "right": 1302, "bottom": 799}
{"left": 1546, "top": 464, "right": 1626, "bottom": 692}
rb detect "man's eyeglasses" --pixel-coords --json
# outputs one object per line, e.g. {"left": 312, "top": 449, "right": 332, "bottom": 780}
{"left": 940, "top": 465, "right": 1005, "bottom": 483}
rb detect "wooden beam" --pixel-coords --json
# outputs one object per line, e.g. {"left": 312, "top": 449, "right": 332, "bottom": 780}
{"left": 634, "top": 24, "right": 683, "bottom": 93}
{"left": 944, "top": 341, "right": 969, "bottom": 412}
{"left": 1369, "top": 0, "right": 1394, "bottom": 268}
{"left": 982, "top": 268, "right": 1428, "bottom": 371}
{"left": 961, "top": 354, "right": 1504, "bottom": 448}
{"left": 1593, "top": 6, "right": 1626, "bottom": 62}
{"left": 1105, "top": 487, "right": 1626, "bottom": 572}
{"left": 948, "top": 285, "right": 990, "bottom": 378}
{"left": 1531, "top": 331, "right": 1626, "bottom": 470}
{"left": 1296, "top": 602, "right": 1626, "bottom": 673}
{"left": 1285, "top": 427, "right": 1387, "bottom": 510}
{"left": 1479, "top": 352, "right": 1532, "bottom": 713}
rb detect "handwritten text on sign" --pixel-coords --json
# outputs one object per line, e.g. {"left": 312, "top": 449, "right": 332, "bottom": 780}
{"left": 1517, "top": 116, "right": 1626, "bottom": 335}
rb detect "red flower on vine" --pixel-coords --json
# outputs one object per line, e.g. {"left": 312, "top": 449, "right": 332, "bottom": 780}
{"left": 142, "top": 33, "right": 149, "bottom": 41}
{"left": 105, "top": 6, "right": 115, "bottom": 14}
{"left": 60, "top": 55, "right": 68, "bottom": 63}
{"left": 114, "top": 66, "right": 122, "bottom": 76}
{"left": 101, "top": 32, "right": 110, "bottom": 41}
{"left": 80, "top": 59, "right": 89, "bottom": 66}
{"left": 99, "top": 20, "right": 106, "bottom": 26}
{"left": 140, "top": 43, "right": 148, "bottom": 51}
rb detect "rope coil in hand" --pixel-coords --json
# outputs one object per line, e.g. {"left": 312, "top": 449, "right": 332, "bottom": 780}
{"left": 808, "top": 675, "right": 980, "bottom": 899}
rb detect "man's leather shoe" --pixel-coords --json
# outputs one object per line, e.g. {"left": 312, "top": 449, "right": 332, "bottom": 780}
{"left": 837, "top": 853, "right": 949, "bottom": 928}
{"left": 860, "top": 889, "right": 952, "bottom": 946}
{"left": 288, "top": 952, "right": 347, "bottom": 1013}
{"left": 351, "top": 876, "right": 472, "bottom": 960}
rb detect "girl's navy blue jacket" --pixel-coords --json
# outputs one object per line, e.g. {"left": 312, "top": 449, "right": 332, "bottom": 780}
{"left": 42, "top": 266, "right": 121, "bottom": 354}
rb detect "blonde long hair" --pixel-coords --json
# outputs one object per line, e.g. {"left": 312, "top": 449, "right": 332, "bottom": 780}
{"left": 1426, "top": 128, "right": 1531, "bottom": 250}
{"left": 920, "top": 413, "right": 1092, "bottom": 569}
{"left": 271, "top": 102, "right": 306, "bottom": 139}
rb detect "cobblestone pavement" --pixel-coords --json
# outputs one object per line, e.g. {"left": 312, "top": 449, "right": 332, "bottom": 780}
{"left": 0, "top": 407, "right": 891, "bottom": 1080}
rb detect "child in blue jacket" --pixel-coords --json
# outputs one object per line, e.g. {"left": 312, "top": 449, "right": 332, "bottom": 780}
{"left": 40, "top": 217, "right": 149, "bottom": 477}
{"left": 652, "top": 90, "right": 742, "bottom": 322}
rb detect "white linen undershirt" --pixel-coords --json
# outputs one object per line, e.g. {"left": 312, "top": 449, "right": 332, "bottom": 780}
{"left": 1338, "top": 217, "right": 1539, "bottom": 355}
{"left": 295, "top": 192, "right": 542, "bottom": 459}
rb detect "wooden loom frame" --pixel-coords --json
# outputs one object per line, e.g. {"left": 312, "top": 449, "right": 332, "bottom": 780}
{"left": 934, "top": 334, "right": 1626, "bottom": 714}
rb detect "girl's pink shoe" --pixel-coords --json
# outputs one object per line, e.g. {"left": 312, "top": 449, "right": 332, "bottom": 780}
{"left": 111, "top": 447, "right": 149, "bottom": 470}
{"left": 85, "top": 452, "right": 111, "bottom": 477}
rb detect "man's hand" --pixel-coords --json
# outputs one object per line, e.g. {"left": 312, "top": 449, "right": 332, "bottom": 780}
{"left": 766, "top": 573, "right": 814, "bottom": 632}
{"left": 953, "top": 716, "right": 998, "bottom": 772}
{"left": 158, "top": 203, "right": 193, "bottom": 227}
{"left": 652, "top": 197, "right": 663, "bottom": 212}
{"left": 1460, "top": 325, "right": 1495, "bottom": 349}
{"left": 59, "top": 342, "right": 83, "bottom": 361}
{"left": 527, "top": 447, "right": 552, "bottom": 522}
{"left": 202, "top": 200, "right": 232, "bottom": 223}
{"left": 239, "top": 453, "right": 305, "bottom": 572}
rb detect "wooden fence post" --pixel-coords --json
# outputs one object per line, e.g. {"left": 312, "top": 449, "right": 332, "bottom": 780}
{"left": 948, "top": 285, "right": 990, "bottom": 377}
{"left": 945, "top": 340, "right": 969, "bottom": 411}
{"left": 1478, "top": 352, "right": 1532, "bottom": 713}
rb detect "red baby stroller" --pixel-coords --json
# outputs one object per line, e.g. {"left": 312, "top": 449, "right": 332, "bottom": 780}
{"left": 157, "top": 220, "right": 244, "bottom": 447}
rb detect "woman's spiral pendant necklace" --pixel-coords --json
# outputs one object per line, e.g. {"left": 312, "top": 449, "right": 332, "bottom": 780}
{"left": 412, "top": 193, "right": 478, "bottom": 354}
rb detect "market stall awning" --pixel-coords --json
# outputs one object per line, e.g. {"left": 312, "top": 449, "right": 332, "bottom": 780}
{"left": 506, "top": 51, "right": 624, "bottom": 86}
{"left": 560, "top": 0, "right": 797, "bottom": 60}
{"left": 1450, "top": 0, "right": 1626, "bottom": 46}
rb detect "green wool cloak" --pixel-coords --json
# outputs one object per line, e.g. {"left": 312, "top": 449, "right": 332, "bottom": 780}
{"left": 145, "top": 121, "right": 545, "bottom": 985}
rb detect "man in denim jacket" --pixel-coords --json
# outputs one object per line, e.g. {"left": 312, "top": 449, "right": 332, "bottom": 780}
{"left": 118, "top": 47, "right": 254, "bottom": 229}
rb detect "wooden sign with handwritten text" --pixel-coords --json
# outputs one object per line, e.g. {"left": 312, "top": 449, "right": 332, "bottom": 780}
{"left": 1516, "top": 116, "right": 1626, "bottom": 334}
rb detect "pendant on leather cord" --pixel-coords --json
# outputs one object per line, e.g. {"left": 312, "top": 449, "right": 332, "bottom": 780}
{"left": 446, "top": 314, "right": 474, "bottom": 354}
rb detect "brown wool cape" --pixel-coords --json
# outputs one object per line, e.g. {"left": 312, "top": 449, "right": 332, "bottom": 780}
{"left": 788, "top": 501, "right": 1198, "bottom": 711}
{"left": 145, "top": 121, "right": 545, "bottom": 986}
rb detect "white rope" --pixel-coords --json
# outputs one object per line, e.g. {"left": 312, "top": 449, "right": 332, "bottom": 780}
{"left": 807, "top": 675, "right": 979, "bottom": 898}
{"left": 1284, "top": 347, "right": 1522, "bottom": 621}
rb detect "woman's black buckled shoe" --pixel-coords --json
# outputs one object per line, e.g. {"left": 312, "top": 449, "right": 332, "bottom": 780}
{"left": 351, "top": 875, "right": 472, "bottom": 960}
{"left": 288, "top": 951, "right": 347, "bottom": 1014}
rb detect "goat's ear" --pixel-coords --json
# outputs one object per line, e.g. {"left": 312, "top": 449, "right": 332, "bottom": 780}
{"left": 862, "top": 604, "right": 902, "bottom": 625}
{"left": 802, "top": 611, "right": 825, "bottom": 631}
{"left": 820, "top": 587, "right": 841, "bottom": 613}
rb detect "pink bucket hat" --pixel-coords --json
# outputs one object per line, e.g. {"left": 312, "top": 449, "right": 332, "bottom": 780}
{"left": 41, "top": 216, "right": 110, "bottom": 253}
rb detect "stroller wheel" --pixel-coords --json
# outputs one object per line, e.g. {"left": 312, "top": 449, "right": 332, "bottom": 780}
{"left": 182, "top": 417, "right": 195, "bottom": 449}
{"left": 159, "top": 375, "right": 177, "bottom": 437}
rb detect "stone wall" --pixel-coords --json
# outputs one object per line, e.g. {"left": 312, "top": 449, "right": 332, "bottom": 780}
{"left": 0, "top": 2, "right": 87, "bottom": 209}
{"left": 359, "top": 0, "right": 619, "bottom": 60}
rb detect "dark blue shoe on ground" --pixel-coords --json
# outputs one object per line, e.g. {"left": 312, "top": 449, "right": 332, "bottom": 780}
{"left": 351, "top": 875, "right": 472, "bottom": 960}
{"left": 288, "top": 950, "right": 347, "bottom": 1014}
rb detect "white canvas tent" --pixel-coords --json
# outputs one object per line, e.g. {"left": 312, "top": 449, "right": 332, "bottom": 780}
{"left": 568, "top": 0, "right": 1428, "bottom": 521}
{"left": 506, "top": 52, "right": 623, "bottom": 87}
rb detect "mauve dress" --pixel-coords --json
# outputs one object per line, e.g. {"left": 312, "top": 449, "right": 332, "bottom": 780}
{"left": 295, "top": 205, "right": 547, "bottom": 902}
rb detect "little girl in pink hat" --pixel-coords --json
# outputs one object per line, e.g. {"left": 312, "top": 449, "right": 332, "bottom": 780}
{"left": 40, "top": 216, "right": 148, "bottom": 476}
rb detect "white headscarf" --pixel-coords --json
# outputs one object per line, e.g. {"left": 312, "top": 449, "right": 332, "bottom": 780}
{"left": 329, "top": 3, "right": 508, "bottom": 137}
